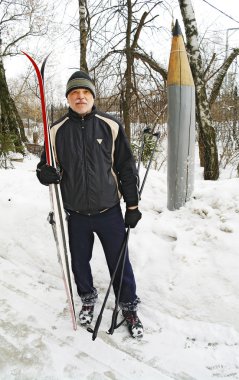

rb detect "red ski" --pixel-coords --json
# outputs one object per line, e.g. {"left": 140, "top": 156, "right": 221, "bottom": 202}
{"left": 23, "top": 52, "right": 77, "bottom": 331}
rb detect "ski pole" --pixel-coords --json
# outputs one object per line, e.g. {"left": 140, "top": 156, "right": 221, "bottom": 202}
{"left": 137, "top": 127, "right": 151, "bottom": 174}
{"left": 87, "top": 228, "right": 130, "bottom": 340}
{"left": 139, "top": 131, "right": 160, "bottom": 198}
{"left": 107, "top": 227, "right": 130, "bottom": 335}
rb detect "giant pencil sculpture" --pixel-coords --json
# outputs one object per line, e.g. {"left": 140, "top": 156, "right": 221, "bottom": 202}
{"left": 167, "top": 20, "right": 195, "bottom": 211}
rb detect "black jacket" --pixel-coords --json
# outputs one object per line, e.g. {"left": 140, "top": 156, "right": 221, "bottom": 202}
{"left": 37, "top": 106, "right": 139, "bottom": 213}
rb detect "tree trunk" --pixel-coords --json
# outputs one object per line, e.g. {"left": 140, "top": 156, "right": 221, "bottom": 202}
{"left": 122, "top": 0, "right": 133, "bottom": 142}
{"left": 179, "top": 0, "right": 219, "bottom": 180}
{"left": 79, "top": 0, "right": 89, "bottom": 73}
{"left": 0, "top": 57, "right": 26, "bottom": 154}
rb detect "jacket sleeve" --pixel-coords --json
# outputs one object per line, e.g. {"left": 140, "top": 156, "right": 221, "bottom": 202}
{"left": 114, "top": 124, "right": 139, "bottom": 207}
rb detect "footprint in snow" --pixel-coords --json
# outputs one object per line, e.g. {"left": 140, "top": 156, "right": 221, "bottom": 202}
{"left": 160, "top": 234, "right": 177, "bottom": 242}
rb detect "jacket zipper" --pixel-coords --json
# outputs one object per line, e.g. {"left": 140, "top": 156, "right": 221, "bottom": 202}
{"left": 81, "top": 117, "right": 91, "bottom": 212}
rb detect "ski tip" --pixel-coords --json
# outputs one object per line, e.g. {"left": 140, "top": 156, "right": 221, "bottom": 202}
{"left": 41, "top": 53, "right": 52, "bottom": 78}
{"left": 42, "top": 52, "right": 52, "bottom": 64}
{"left": 21, "top": 51, "right": 29, "bottom": 58}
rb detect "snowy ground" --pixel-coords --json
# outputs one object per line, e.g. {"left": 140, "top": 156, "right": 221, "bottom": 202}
{"left": 0, "top": 154, "right": 239, "bottom": 380}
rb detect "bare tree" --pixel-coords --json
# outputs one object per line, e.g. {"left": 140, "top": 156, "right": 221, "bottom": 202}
{"left": 177, "top": 0, "right": 239, "bottom": 180}
{"left": 88, "top": 0, "right": 164, "bottom": 141}
{"left": 0, "top": 0, "right": 50, "bottom": 154}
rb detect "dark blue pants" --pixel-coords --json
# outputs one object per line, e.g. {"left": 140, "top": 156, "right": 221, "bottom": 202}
{"left": 68, "top": 203, "right": 138, "bottom": 309}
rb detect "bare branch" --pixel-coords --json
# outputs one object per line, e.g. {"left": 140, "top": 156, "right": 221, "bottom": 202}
{"left": 90, "top": 49, "right": 125, "bottom": 72}
{"left": 131, "top": 11, "right": 148, "bottom": 49}
{"left": 209, "top": 48, "right": 239, "bottom": 106}
{"left": 203, "top": 52, "right": 216, "bottom": 79}
{"left": 132, "top": 49, "right": 167, "bottom": 81}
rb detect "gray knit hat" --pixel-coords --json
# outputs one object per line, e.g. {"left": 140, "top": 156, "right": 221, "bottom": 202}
{"left": 65, "top": 71, "right": 96, "bottom": 98}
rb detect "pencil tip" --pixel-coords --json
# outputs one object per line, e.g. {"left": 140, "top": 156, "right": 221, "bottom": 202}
{"left": 173, "top": 19, "right": 182, "bottom": 36}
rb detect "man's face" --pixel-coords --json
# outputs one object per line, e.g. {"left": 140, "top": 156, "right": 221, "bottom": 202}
{"left": 67, "top": 88, "right": 94, "bottom": 116}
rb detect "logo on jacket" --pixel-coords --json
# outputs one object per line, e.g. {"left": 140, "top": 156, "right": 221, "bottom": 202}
{"left": 97, "top": 139, "right": 103, "bottom": 144}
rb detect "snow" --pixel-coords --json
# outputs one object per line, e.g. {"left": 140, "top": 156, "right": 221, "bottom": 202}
{"left": 0, "top": 154, "right": 239, "bottom": 380}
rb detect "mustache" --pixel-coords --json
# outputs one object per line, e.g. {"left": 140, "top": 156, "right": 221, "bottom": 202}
{"left": 75, "top": 99, "right": 87, "bottom": 104}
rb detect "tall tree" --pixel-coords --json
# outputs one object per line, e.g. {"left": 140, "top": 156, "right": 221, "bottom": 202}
{"left": 79, "top": 0, "right": 89, "bottom": 72}
{"left": 178, "top": 0, "right": 219, "bottom": 179}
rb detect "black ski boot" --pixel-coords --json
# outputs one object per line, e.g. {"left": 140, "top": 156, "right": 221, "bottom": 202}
{"left": 122, "top": 310, "right": 144, "bottom": 338}
{"left": 79, "top": 304, "right": 94, "bottom": 325}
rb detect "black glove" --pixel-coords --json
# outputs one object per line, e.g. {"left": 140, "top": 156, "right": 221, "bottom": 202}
{"left": 37, "top": 164, "right": 61, "bottom": 185}
{"left": 125, "top": 208, "right": 142, "bottom": 228}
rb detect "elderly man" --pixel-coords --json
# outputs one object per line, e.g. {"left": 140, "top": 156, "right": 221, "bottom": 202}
{"left": 36, "top": 71, "right": 143, "bottom": 338}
